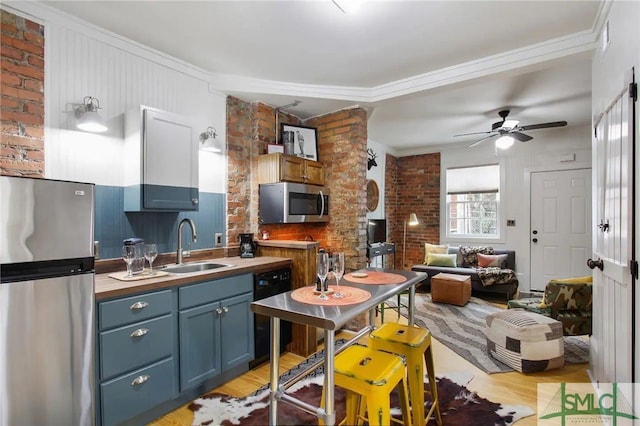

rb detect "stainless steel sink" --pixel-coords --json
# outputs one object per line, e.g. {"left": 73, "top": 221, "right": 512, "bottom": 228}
{"left": 163, "top": 262, "right": 232, "bottom": 274}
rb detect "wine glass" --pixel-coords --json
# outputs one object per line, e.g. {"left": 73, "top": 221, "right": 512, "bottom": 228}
{"left": 332, "top": 252, "right": 345, "bottom": 298}
{"left": 144, "top": 244, "right": 158, "bottom": 274}
{"left": 316, "top": 252, "right": 329, "bottom": 300}
{"left": 122, "top": 245, "right": 136, "bottom": 277}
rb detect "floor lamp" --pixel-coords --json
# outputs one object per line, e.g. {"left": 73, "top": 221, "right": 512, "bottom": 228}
{"left": 402, "top": 213, "right": 419, "bottom": 269}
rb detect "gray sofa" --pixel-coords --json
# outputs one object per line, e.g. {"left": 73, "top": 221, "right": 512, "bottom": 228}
{"left": 411, "top": 247, "right": 518, "bottom": 300}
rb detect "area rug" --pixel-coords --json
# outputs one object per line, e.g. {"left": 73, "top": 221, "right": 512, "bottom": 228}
{"left": 190, "top": 368, "right": 534, "bottom": 426}
{"left": 387, "top": 293, "right": 590, "bottom": 374}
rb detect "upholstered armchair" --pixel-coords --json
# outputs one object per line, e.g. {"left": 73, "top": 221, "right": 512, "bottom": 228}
{"left": 507, "top": 276, "right": 592, "bottom": 336}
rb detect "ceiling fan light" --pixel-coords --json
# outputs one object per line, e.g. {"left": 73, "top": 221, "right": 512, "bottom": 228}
{"left": 495, "top": 135, "right": 515, "bottom": 149}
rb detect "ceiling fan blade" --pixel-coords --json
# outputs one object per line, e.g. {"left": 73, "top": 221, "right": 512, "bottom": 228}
{"left": 453, "top": 130, "right": 494, "bottom": 137}
{"left": 468, "top": 134, "right": 496, "bottom": 148}
{"left": 519, "top": 121, "right": 567, "bottom": 131}
{"left": 510, "top": 131, "right": 533, "bottom": 142}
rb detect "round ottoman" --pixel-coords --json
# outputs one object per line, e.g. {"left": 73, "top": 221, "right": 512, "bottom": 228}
{"left": 485, "top": 308, "right": 564, "bottom": 373}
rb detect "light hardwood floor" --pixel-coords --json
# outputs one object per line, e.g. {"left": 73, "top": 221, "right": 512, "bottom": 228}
{"left": 150, "top": 302, "right": 590, "bottom": 426}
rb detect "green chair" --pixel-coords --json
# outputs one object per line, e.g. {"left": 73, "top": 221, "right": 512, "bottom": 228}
{"left": 507, "top": 276, "right": 592, "bottom": 336}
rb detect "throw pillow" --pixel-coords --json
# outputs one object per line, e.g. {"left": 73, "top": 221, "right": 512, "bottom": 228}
{"left": 423, "top": 242, "right": 447, "bottom": 264}
{"left": 549, "top": 276, "right": 593, "bottom": 284}
{"left": 426, "top": 253, "right": 457, "bottom": 267}
{"left": 539, "top": 276, "right": 593, "bottom": 308}
{"left": 477, "top": 253, "right": 508, "bottom": 268}
{"left": 447, "top": 245, "right": 462, "bottom": 266}
{"left": 459, "top": 246, "right": 494, "bottom": 268}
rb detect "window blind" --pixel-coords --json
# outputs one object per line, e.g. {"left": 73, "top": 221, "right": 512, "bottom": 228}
{"left": 446, "top": 164, "right": 499, "bottom": 194}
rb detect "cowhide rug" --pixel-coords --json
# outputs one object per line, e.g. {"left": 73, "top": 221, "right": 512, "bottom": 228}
{"left": 189, "top": 371, "right": 534, "bottom": 426}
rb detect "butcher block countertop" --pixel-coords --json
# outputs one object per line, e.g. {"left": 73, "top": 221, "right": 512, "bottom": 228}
{"left": 95, "top": 256, "right": 292, "bottom": 300}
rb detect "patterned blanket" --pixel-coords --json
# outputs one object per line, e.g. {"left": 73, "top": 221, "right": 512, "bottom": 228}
{"left": 476, "top": 267, "right": 518, "bottom": 287}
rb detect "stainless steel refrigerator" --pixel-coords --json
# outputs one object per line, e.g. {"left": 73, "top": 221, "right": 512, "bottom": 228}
{"left": 0, "top": 176, "right": 95, "bottom": 426}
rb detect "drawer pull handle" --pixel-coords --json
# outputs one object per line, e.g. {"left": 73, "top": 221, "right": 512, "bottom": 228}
{"left": 216, "top": 307, "right": 223, "bottom": 315}
{"left": 130, "top": 328, "right": 149, "bottom": 338}
{"left": 130, "top": 301, "right": 149, "bottom": 310}
{"left": 222, "top": 306, "right": 229, "bottom": 313}
{"left": 131, "top": 375, "right": 150, "bottom": 387}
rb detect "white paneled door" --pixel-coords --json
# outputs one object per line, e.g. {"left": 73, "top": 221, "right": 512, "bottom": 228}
{"left": 591, "top": 69, "right": 635, "bottom": 400}
{"left": 530, "top": 169, "right": 592, "bottom": 292}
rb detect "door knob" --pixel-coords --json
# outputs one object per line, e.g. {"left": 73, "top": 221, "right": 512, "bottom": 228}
{"left": 532, "top": 238, "right": 538, "bottom": 243}
{"left": 587, "top": 258, "right": 604, "bottom": 271}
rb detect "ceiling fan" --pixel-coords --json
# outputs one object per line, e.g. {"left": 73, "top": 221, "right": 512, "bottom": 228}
{"left": 454, "top": 110, "right": 568, "bottom": 149}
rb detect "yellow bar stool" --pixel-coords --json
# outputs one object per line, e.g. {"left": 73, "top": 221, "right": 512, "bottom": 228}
{"left": 321, "top": 345, "right": 412, "bottom": 426}
{"left": 369, "top": 323, "right": 442, "bottom": 426}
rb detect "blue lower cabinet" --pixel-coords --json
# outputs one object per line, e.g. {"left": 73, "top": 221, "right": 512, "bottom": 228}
{"left": 96, "top": 273, "right": 255, "bottom": 425}
{"left": 220, "top": 293, "right": 254, "bottom": 370}
{"left": 100, "top": 357, "right": 176, "bottom": 426}
{"left": 179, "top": 301, "right": 222, "bottom": 390}
{"left": 100, "top": 314, "right": 174, "bottom": 381}
{"left": 178, "top": 275, "right": 254, "bottom": 391}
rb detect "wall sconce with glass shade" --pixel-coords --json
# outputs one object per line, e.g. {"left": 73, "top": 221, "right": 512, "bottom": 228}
{"left": 76, "top": 96, "right": 107, "bottom": 132}
{"left": 199, "top": 126, "right": 222, "bottom": 153}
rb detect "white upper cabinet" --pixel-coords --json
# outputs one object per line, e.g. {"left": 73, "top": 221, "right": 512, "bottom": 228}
{"left": 124, "top": 106, "right": 199, "bottom": 211}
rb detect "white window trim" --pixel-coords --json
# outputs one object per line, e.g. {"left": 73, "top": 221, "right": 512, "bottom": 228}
{"left": 441, "top": 161, "right": 507, "bottom": 245}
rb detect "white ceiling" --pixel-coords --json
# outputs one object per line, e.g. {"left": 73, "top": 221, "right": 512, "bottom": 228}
{"left": 42, "top": 0, "right": 603, "bottom": 156}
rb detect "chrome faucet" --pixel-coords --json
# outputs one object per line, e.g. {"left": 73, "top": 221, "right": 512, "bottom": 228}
{"left": 177, "top": 218, "right": 197, "bottom": 264}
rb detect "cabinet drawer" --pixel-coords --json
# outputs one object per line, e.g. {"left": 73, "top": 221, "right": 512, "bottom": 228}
{"left": 99, "top": 290, "right": 172, "bottom": 330}
{"left": 100, "top": 357, "right": 176, "bottom": 426}
{"left": 99, "top": 314, "right": 174, "bottom": 380}
{"left": 179, "top": 274, "right": 252, "bottom": 309}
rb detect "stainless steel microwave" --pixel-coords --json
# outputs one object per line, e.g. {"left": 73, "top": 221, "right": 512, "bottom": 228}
{"left": 259, "top": 182, "right": 329, "bottom": 224}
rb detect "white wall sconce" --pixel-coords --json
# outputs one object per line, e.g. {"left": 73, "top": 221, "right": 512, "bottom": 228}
{"left": 199, "top": 126, "right": 222, "bottom": 153}
{"left": 76, "top": 96, "right": 107, "bottom": 133}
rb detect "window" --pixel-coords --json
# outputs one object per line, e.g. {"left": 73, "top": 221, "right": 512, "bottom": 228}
{"left": 446, "top": 164, "right": 500, "bottom": 239}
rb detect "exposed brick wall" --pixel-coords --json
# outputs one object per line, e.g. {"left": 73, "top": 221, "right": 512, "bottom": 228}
{"left": 384, "top": 153, "right": 399, "bottom": 269}
{"left": 306, "top": 108, "right": 368, "bottom": 271}
{"left": 389, "top": 153, "right": 441, "bottom": 269}
{"left": 1, "top": 10, "right": 44, "bottom": 177}
{"left": 239, "top": 106, "right": 369, "bottom": 271}
{"left": 226, "top": 96, "right": 254, "bottom": 246}
{"left": 227, "top": 97, "right": 308, "bottom": 246}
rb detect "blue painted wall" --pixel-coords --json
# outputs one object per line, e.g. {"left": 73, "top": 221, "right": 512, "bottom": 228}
{"left": 95, "top": 185, "right": 226, "bottom": 259}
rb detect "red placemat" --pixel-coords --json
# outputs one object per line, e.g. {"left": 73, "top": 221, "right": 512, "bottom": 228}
{"left": 342, "top": 271, "right": 407, "bottom": 285}
{"left": 291, "top": 285, "right": 371, "bottom": 306}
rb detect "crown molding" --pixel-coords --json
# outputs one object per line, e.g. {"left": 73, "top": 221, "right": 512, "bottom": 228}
{"left": 4, "top": 1, "right": 212, "bottom": 83}
{"left": 4, "top": 1, "right": 601, "bottom": 107}
{"left": 208, "top": 29, "right": 597, "bottom": 104}
{"left": 369, "top": 30, "right": 597, "bottom": 102}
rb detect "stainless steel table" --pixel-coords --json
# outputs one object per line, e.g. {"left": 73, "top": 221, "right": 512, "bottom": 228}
{"left": 250, "top": 268, "right": 427, "bottom": 426}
